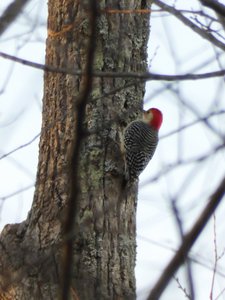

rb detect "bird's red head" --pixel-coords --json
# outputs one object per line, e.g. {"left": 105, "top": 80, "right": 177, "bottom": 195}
{"left": 143, "top": 108, "right": 163, "bottom": 130}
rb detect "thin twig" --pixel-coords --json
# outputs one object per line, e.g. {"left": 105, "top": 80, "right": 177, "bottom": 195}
{"left": 0, "top": 184, "right": 34, "bottom": 201}
{"left": 153, "top": 0, "right": 225, "bottom": 51}
{"left": 1, "top": 51, "right": 225, "bottom": 81}
{"left": 210, "top": 214, "right": 217, "bottom": 300}
{"left": 147, "top": 174, "right": 225, "bottom": 300}
{"left": 0, "top": 133, "right": 40, "bottom": 161}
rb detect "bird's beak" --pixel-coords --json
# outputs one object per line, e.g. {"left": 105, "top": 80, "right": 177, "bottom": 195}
{"left": 143, "top": 110, "right": 153, "bottom": 122}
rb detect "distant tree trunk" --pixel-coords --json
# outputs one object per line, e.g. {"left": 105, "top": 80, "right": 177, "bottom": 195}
{"left": 0, "top": 1, "right": 150, "bottom": 299}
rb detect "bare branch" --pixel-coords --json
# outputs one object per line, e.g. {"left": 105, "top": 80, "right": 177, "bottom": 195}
{"left": 0, "top": 133, "right": 40, "bottom": 161}
{"left": 1, "top": 51, "right": 225, "bottom": 81}
{"left": 170, "top": 198, "right": 195, "bottom": 300}
{"left": 138, "top": 235, "right": 225, "bottom": 278}
{"left": 200, "top": 0, "right": 225, "bottom": 31}
{"left": 61, "top": 1, "right": 98, "bottom": 299}
{"left": 200, "top": 0, "right": 225, "bottom": 17}
{"left": 210, "top": 214, "right": 217, "bottom": 300}
{"left": 141, "top": 142, "right": 225, "bottom": 186}
{"left": 0, "top": 0, "right": 30, "bottom": 36}
{"left": 153, "top": 0, "right": 225, "bottom": 51}
{"left": 174, "top": 276, "right": 191, "bottom": 299}
{"left": 147, "top": 174, "right": 225, "bottom": 300}
{"left": 0, "top": 184, "right": 34, "bottom": 201}
{"left": 160, "top": 110, "right": 225, "bottom": 140}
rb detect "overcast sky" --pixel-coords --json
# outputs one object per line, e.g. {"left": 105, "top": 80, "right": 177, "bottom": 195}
{"left": 0, "top": 1, "right": 225, "bottom": 299}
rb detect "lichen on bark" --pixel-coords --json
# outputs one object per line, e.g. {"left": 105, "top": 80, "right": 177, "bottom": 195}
{"left": 0, "top": 1, "right": 151, "bottom": 299}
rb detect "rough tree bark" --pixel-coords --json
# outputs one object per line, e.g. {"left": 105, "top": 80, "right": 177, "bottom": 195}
{"left": 0, "top": 0, "right": 150, "bottom": 299}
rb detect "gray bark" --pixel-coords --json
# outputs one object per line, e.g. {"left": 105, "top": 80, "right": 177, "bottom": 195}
{"left": 0, "top": 1, "right": 150, "bottom": 299}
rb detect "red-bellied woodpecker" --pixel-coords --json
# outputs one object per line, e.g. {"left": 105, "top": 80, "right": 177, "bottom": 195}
{"left": 124, "top": 108, "right": 163, "bottom": 181}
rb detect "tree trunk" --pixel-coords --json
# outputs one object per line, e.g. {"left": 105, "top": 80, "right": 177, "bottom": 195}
{"left": 0, "top": 1, "right": 150, "bottom": 299}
